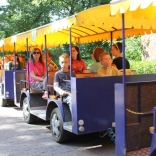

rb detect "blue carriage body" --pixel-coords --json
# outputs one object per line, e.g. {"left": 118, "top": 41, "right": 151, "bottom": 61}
{"left": 0, "top": 70, "right": 14, "bottom": 99}
{"left": 20, "top": 74, "right": 156, "bottom": 136}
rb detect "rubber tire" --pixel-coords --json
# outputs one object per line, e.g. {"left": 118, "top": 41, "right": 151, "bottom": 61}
{"left": 0, "top": 98, "right": 7, "bottom": 107}
{"left": 23, "top": 97, "right": 36, "bottom": 124}
{"left": 50, "top": 108, "right": 71, "bottom": 143}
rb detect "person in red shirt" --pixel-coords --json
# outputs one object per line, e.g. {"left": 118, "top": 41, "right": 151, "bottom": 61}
{"left": 72, "top": 46, "right": 87, "bottom": 73}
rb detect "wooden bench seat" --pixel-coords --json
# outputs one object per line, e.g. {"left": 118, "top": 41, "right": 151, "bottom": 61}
{"left": 48, "top": 71, "right": 56, "bottom": 77}
{"left": 76, "top": 73, "right": 96, "bottom": 78}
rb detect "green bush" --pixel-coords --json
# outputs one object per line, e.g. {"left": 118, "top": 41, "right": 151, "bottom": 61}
{"left": 130, "top": 60, "right": 156, "bottom": 74}
{"left": 125, "top": 36, "right": 142, "bottom": 61}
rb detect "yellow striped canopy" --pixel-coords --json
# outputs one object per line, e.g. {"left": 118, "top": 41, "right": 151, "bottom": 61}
{"left": 110, "top": 0, "right": 156, "bottom": 19}
{"left": 1, "top": 2, "right": 156, "bottom": 50}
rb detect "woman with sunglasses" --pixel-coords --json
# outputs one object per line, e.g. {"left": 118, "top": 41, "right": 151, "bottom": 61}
{"left": 8, "top": 52, "right": 23, "bottom": 70}
{"left": 111, "top": 42, "right": 130, "bottom": 70}
{"left": 27, "top": 48, "right": 53, "bottom": 99}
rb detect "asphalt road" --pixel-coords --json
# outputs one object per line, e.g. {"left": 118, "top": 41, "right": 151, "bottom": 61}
{"left": 0, "top": 104, "right": 115, "bottom": 156}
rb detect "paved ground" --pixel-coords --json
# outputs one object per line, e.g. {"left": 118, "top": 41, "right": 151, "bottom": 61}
{"left": 0, "top": 104, "right": 115, "bottom": 156}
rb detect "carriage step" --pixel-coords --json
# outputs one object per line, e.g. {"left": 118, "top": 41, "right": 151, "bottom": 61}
{"left": 63, "top": 121, "right": 72, "bottom": 132}
{"left": 30, "top": 106, "right": 47, "bottom": 120}
{"left": 149, "top": 126, "right": 154, "bottom": 133}
{"left": 15, "top": 102, "right": 20, "bottom": 107}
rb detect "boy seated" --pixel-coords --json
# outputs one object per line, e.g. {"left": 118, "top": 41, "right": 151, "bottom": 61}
{"left": 97, "top": 52, "right": 118, "bottom": 76}
{"left": 54, "top": 53, "right": 75, "bottom": 113}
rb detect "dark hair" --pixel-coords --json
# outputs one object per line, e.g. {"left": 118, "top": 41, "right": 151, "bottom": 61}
{"left": 113, "top": 42, "right": 122, "bottom": 53}
{"left": 12, "top": 52, "right": 20, "bottom": 64}
{"left": 93, "top": 47, "right": 105, "bottom": 62}
{"left": 10, "top": 52, "right": 22, "bottom": 69}
{"left": 72, "top": 46, "right": 81, "bottom": 60}
{"left": 30, "top": 48, "right": 44, "bottom": 65}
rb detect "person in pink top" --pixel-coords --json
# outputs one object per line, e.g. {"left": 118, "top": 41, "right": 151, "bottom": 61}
{"left": 72, "top": 46, "right": 87, "bottom": 73}
{"left": 27, "top": 48, "right": 53, "bottom": 99}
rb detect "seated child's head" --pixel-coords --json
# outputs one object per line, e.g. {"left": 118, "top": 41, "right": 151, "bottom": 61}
{"left": 43, "top": 52, "right": 52, "bottom": 62}
{"left": 99, "top": 52, "right": 112, "bottom": 68}
{"left": 19, "top": 55, "right": 25, "bottom": 62}
{"left": 59, "top": 53, "right": 70, "bottom": 71}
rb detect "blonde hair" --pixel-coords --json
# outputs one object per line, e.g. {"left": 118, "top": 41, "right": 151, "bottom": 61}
{"left": 99, "top": 52, "right": 110, "bottom": 62}
{"left": 59, "top": 53, "right": 70, "bottom": 60}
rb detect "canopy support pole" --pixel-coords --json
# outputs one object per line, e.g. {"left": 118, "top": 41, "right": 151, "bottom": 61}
{"left": 122, "top": 13, "right": 126, "bottom": 83}
{"left": 14, "top": 42, "right": 16, "bottom": 52}
{"left": 122, "top": 12, "right": 126, "bottom": 155}
{"left": 69, "top": 28, "right": 73, "bottom": 77}
{"left": 14, "top": 42, "right": 16, "bottom": 70}
{"left": 2, "top": 45, "right": 4, "bottom": 69}
{"left": 110, "top": 31, "right": 113, "bottom": 56}
{"left": 26, "top": 38, "right": 30, "bottom": 91}
{"left": 44, "top": 35, "right": 49, "bottom": 96}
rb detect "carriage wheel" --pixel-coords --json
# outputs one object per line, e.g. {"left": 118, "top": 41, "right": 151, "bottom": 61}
{"left": 23, "top": 97, "right": 36, "bottom": 124}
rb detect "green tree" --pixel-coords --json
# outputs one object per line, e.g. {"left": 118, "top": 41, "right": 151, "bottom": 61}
{"left": 32, "top": 0, "right": 111, "bottom": 17}
{"left": 0, "top": 0, "right": 111, "bottom": 39}
{"left": 0, "top": 0, "right": 53, "bottom": 39}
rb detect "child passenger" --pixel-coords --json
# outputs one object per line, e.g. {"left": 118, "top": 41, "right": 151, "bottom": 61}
{"left": 43, "top": 52, "right": 58, "bottom": 71}
{"left": 54, "top": 53, "right": 75, "bottom": 113}
{"left": 19, "top": 55, "right": 27, "bottom": 69}
{"left": 97, "top": 52, "right": 118, "bottom": 76}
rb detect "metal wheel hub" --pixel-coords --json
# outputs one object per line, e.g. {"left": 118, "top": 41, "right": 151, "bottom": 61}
{"left": 23, "top": 98, "right": 29, "bottom": 119}
{"left": 52, "top": 114, "right": 61, "bottom": 138}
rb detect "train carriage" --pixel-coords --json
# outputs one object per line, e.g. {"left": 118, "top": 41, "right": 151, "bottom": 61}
{"left": 110, "top": 0, "right": 156, "bottom": 155}
{"left": 0, "top": 0, "right": 156, "bottom": 155}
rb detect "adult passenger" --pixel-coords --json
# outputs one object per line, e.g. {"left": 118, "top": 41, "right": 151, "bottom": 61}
{"left": 72, "top": 46, "right": 87, "bottom": 73}
{"left": 27, "top": 48, "right": 53, "bottom": 99}
{"left": 43, "top": 52, "right": 58, "bottom": 71}
{"left": 111, "top": 42, "right": 130, "bottom": 70}
{"left": 8, "top": 53, "right": 23, "bottom": 70}
{"left": 90, "top": 47, "right": 104, "bottom": 73}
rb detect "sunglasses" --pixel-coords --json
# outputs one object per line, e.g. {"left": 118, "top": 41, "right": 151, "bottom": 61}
{"left": 33, "top": 52, "right": 40, "bottom": 54}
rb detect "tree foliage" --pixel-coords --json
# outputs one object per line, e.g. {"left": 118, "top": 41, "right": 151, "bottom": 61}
{"left": 0, "top": 0, "right": 144, "bottom": 68}
{"left": 130, "top": 60, "right": 156, "bottom": 74}
{"left": 125, "top": 36, "right": 142, "bottom": 61}
{"left": 0, "top": 0, "right": 53, "bottom": 38}
{"left": 32, "top": 0, "right": 111, "bottom": 17}
{"left": 0, "top": 0, "right": 111, "bottom": 39}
